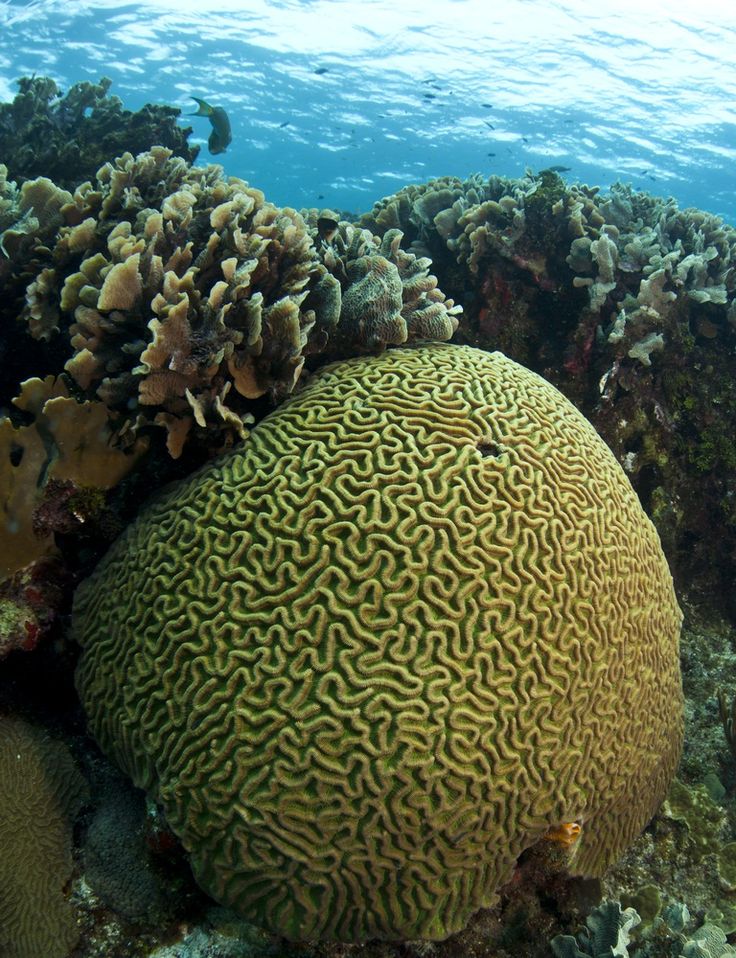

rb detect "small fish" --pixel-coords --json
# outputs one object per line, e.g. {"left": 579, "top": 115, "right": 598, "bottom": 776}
{"left": 317, "top": 210, "right": 340, "bottom": 243}
{"left": 483, "top": 120, "right": 495, "bottom": 130}
{"left": 313, "top": 66, "right": 329, "bottom": 75}
{"left": 547, "top": 164, "right": 571, "bottom": 173}
{"left": 279, "top": 121, "right": 290, "bottom": 128}
{"left": 189, "top": 96, "right": 231, "bottom": 155}
{"left": 544, "top": 822, "right": 582, "bottom": 847}
{"left": 423, "top": 92, "right": 437, "bottom": 100}
{"left": 481, "top": 102, "right": 493, "bottom": 108}
{"left": 487, "top": 151, "right": 496, "bottom": 157}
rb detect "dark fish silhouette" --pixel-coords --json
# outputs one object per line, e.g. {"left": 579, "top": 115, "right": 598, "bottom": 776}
{"left": 547, "top": 164, "right": 571, "bottom": 173}
{"left": 189, "top": 96, "right": 232, "bottom": 155}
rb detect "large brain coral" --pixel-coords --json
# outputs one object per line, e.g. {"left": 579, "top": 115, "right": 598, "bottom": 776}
{"left": 73, "top": 343, "right": 683, "bottom": 942}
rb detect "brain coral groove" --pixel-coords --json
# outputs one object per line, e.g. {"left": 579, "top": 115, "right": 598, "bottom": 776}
{"left": 73, "top": 343, "right": 683, "bottom": 942}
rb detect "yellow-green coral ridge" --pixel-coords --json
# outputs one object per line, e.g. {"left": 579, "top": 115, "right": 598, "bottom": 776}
{"left": 73, "top": 343, "right": 683, "bottom": 942}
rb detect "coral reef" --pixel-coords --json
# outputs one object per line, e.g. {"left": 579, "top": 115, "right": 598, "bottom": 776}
{"left": 0, "top": 555, "right": 72, "bottom": 659}
{"left": 683, "top": 925, "right": 736, "bottom": 958}
{"left": 551, "top": 898, "right": 736, "bottom": 958}
{"left": 359, "top": 170, "right": 736, "bottom": 615}
{"left": 664, "top": 780, "right": 727, "bottom": 862}
{"left": 0, "top": 375, "right": 147, "bottom": 581}
{"left": 0, "top": 76, "right": 198, "bottom": 190}
{"left": 717, "top": 688, "right": 736, "bottom": 764}
{"left": 73, "top": 343, "right": 682, "bottom": 942}
{"left": 550, "top": 900, "right": 640, "bottom": 958}
{"left": 593, "top": 610, "right": 736, "bottom": 946}
{"left": 146, "top": 914, "right": 301, "bottom": 958}
{"left": 0, "top": 78, "right": 730, "bottom": 955}
{"left": 303, "top": 211, "right": 461, "bottom": 354}
{"left": 0, "top": 715, "right": 88, "bottom": 958}
{"left": 0, "top": 148, "right": 458, "bottom": 594}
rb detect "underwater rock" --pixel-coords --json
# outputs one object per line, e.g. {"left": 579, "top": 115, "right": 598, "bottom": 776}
{"left": 73, "top": 343, "right": 682, "bottom": 942}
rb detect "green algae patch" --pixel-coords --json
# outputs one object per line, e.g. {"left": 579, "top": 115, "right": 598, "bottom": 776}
{"left": 717, "top": 842, "right": 736, "bottom": 892}
{"left": 663, "top": 778, "right": 726, "bottom": 860}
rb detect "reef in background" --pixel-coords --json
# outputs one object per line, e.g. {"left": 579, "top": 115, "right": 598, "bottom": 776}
{"left": 360, "top": 170, "right": 736, "bottom": 617}
{"left": 0, "top": 76, "right": 198, "bottom": 189}
{"left": 2, "top": 78, "right": 733, "bottom": 627}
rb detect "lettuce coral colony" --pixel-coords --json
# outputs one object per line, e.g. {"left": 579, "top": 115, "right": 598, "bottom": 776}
{"left": 0, "top": 144, "right": 458, "bottom": 597}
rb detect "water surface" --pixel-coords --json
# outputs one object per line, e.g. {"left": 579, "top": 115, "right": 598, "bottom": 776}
{"left": 1, "top": 0, "right": 735, "bottom": 220}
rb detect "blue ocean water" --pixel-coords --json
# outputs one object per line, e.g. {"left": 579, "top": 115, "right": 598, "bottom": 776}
{"left": 1, "top": 0, "right": 735, "bottom": 221}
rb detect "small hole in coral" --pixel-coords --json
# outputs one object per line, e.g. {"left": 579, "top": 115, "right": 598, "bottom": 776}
{"left": 9, "top": 442, "right": 23, "bottom": 468}
{"left": 476, "top": 439, "right": 503, "bottom": 458}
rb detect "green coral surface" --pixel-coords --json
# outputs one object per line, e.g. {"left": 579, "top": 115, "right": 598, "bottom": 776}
{"left": 73, "top": 343, "right": 683, "bottom": 943}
